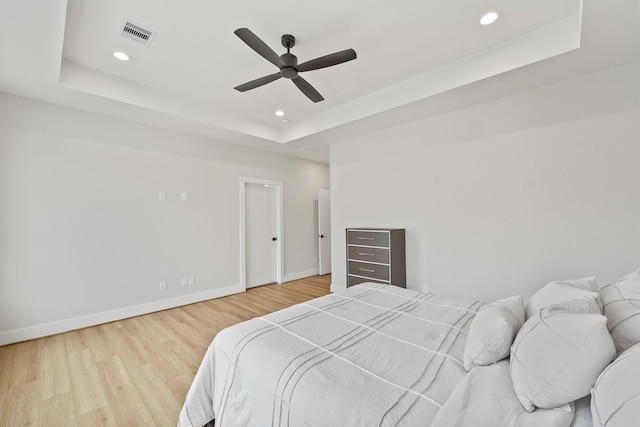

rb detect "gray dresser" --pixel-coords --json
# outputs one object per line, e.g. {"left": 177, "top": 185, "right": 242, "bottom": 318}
{"left": 346, "top": 228, "right": 406, "bottom": 288}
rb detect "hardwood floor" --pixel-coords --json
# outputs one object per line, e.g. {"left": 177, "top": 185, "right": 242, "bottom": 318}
{"left": 0, "top": 275, "right": 331, "bottom": 426}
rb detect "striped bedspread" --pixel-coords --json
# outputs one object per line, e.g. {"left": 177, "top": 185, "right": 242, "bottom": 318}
{"left": 178, "top": 283, "right": 482, "bottom": 427}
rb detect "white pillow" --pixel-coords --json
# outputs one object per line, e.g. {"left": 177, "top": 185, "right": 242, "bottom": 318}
{"left": 463, "top": 296, "right": 524, "bottom": 371}
{"left": 524, "top": 276, "right": 599, "bottom": 319}
{"left": 510, "top": 296, "right": 615, "bottom": 412}
{"left": 591, "top": 342, "right": 640, "bottom": 427}
{"left": 599, "top": 268, "right": 640, "bottom": 354}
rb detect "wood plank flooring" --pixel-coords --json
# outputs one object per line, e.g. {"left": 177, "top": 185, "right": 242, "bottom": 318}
{"left": 0, "top": 275, "right": 331, "bottom": 426}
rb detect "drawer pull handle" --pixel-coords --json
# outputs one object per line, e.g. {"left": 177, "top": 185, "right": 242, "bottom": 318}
{"left": 359, "top": 268, "right": 375, "bottom": 273}
{"left": 358, "top": 237, "right": 375, "bottom": 240}
{"left": 358, "top": 253, "right": 375, "bottom": 256}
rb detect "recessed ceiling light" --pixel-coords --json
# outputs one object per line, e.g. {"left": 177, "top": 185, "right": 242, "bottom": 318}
{"left": 275, "top": 110, "right": 285, "bottom": 117}
{"left": 113, "top": 51, "right": 129, "bottom": 61}
{"left": 480, "top": 11, "right": 499, "bottom": 26}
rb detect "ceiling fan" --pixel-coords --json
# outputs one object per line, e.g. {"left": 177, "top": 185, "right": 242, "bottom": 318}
{"left": 233, "top": 28, "right": 357, "bottom": 103}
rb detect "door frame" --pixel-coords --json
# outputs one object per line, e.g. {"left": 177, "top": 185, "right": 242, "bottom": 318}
{"left": 239, "top": 177, "right": 284, "bottom": 290}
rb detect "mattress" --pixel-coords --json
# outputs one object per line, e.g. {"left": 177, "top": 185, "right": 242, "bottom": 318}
{"left": 178, "top": 282, "right": 482, "bottom": 426}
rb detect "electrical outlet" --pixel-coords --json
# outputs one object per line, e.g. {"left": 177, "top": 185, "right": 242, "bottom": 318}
{"left": 181, "top": 278, "right": 188, "bottom": 288}
{"left": 159, "top": 280, "right": 167, "bottom": 291}
{"left": 188, "top": 276, "right": 195, "bottom": 286}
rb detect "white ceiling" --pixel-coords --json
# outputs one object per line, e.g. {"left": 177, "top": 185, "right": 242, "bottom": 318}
{"left": 0, "top": 0, "right": 638, "bottom": 163}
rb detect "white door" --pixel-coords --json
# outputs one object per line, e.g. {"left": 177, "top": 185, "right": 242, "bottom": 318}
{"left": 318, "top": 189, "right": 331, "bottom": 275}
{"left": 246, "top": 183, "right": 277, "bottom": 288}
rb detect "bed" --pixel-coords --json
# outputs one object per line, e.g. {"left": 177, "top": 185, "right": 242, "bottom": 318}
{"left": 179, "top": 271, "right": 640, "bottom": 427}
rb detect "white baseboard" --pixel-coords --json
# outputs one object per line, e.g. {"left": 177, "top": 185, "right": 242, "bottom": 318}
{"left": 0, "top": 284, "right": 245, "bottom": 346}
{"left": 283, "top": 268, "right": 319, "bottom": 283}
{"left": 330, "top": 283, "right": 346, "bottom": 293}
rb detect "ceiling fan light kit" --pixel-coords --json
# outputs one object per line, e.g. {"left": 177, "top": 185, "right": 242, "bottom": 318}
{"left": 233, "top": 28, "right": 357, "bottom": 103}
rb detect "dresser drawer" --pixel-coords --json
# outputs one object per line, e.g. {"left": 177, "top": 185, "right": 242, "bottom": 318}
{"left": 348, "top": 261, "right": 390, "bottom": 281}
{"left": 347, "top": 230, "right": 389, "bottom": 247}
{"left": 348, "top": 275, "right": 388, "bottom": 287}
{"left": 347, "top": 246, "right": 389, "bottom": 263}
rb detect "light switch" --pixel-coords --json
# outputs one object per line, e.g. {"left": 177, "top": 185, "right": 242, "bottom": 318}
{"left": 180, "top": 192, "right": 188, "bottom": 202}
{"left": 181, "top": 278, "right": 188, "bottom": 288}
{"left": 159, "top": 191, "right": 166, "bottom": 201}
{"left": 159, "top": 280, "right": 167, "bottom": 291}
{"left": 188, "top": 276, "right": 195, "bottom": 286}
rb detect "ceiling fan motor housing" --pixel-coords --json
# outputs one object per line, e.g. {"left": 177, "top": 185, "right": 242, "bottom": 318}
{"left": 280, "top": 52, "right": 299, "bottom": 79}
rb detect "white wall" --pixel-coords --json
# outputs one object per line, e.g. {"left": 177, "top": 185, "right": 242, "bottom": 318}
{"left": 0, "top": 94, "right": 329, "bottom": 344}
{"left": 331, "top": 63, "right": 640, "bottom": 302}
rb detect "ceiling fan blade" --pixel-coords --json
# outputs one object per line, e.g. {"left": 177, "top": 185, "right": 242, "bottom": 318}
{"left": 234, "top": 72, "right": 282, "bottom": 92}
{"left": 234, "top": 28, "right": 286, "bottom": 69}
{"left": 292, "top": 76, "right": 324, "bottom": 103}
{"left": 297, "top": 49, "right": 357, "bottom": 72}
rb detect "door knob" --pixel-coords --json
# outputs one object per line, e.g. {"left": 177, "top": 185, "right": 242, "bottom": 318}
{"left": 272, "top": 237, "right": 277, "bottom": 241}
{"left": 319, "top": 235, "right": 325, "bottom": 238}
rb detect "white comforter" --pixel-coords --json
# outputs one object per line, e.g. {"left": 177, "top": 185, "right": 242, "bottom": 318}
{"left": 431, "top": 360, "right": 577, "bottom": 427}
{"left": 179, "top": 283, "right": 482, "bottom": 426}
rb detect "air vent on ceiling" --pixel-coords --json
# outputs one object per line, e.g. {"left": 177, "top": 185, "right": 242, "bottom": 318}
{"left": 120, "top": 19, "right": 156, "bottom": 47}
